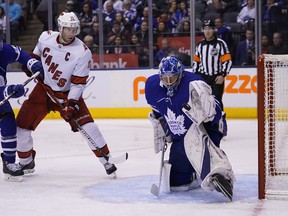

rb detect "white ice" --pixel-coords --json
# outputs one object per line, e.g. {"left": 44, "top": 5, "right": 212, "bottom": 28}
{"left": 0, "top": 119, "right": 287, "bottom": 216}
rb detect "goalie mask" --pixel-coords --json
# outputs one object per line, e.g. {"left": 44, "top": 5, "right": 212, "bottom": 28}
{"left": 57, "top": 12, "right": 80, "bottom": 36}
{"left": 159, "top": 56, "right": 184, "bottom": 97}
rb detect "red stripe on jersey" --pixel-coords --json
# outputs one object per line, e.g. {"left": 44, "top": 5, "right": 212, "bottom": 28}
{"left": 71, "top": 75, "right": 88, "bottom": 85}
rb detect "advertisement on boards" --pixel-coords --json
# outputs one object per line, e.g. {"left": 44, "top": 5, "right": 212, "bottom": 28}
{"left": 6, "top": 67, "right": 257, "bottom": 118}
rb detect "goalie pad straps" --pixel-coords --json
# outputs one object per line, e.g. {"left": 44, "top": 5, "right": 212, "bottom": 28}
{"left": 184, "top": 123, "right": 235, "bottom": 191}
{"left": 182, "top": 81, "right": 216, "bottom": 125}
{"left": 148, "top": 112, "right": 171, "bottom": 154}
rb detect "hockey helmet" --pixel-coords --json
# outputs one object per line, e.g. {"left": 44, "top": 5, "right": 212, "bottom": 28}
{"left": 202, "top": 19, "right": 215, "bottom": 28}
{"left": 159, "top": 56, "right": 184, "bottom": 97}
{"left": 57, "top": 12, "right": 80, "bottom": 35}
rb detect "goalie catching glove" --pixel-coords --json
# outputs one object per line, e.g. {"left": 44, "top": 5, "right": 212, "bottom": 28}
{"left": 182, "top": 80, "right": 216, "bottom": 125}
{"left": 148, "top": 112, "right": 172, "bottom": 154}
{"left": 60, "top": 99, "right": 80, "bottom": 122}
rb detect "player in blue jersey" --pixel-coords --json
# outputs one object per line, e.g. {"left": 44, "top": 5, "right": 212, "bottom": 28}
{"left": 0, "top": 38, "right": 44, "bottom": 181}
{"left": 145, "top": 56, "right": 235, "bottom": 200}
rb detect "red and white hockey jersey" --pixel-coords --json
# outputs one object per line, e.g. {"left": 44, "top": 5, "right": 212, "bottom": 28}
{"left": 33, "top": 31, "right": 92, "bottom": 101}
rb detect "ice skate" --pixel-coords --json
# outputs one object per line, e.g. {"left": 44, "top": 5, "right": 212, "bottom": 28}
{"left": 103, "top": 162, "right": 117, "bottom": 177}
{"left": 19, "top": 150, "right": 36, "bottom": 174}
{"left": 19, "top": 159, "right": 35, "bottom": 174}
{"left": 1, "top": 153, "right": 24, "bottom": 182}
{"left": 212, "top": 173, "right": 233, "bottom": 201}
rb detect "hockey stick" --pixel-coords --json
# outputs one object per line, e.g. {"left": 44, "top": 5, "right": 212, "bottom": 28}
{"left": 150, "top": 117, "right": 171, "bottom": 196}
{"left": 150, "top": 143, "right": 167, "bottom": 196}
{"left": 39, "top": 82, "right": 128, "bottom": 164}
{"left": 0, "top": 71, "right": 40, "bottom": 107}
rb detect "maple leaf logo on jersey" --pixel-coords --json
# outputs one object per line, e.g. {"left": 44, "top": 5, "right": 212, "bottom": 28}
{"left": 164, "top": 108, "right": 187, "bottom": 136}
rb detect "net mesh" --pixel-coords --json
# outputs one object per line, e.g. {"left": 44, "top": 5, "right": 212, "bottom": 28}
{"left": 263, "top": 54, "right": 288, "bottom": 198}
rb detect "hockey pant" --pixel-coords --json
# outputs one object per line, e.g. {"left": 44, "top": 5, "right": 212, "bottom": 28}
{"left": 168, "top": 139, "right": 197, "bottom": 187}
{"left": 0, "top": 97, "right": 17, "bottom": 163}
{"left": 16, "top": 83, "right": 110, "bottom": 163}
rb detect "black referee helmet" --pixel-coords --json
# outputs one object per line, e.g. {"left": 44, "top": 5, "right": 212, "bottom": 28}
{"left": 202, "top": 20, "right": 215, "bottom": 28}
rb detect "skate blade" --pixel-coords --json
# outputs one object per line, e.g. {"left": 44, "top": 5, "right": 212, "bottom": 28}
{"left": 213, "top": 179, "right": 233, "bottom": 201}
{"left": 23, "top": 169, "right": 35, "bottom": 175}
{"left": 111, "top": 172, "right": 117, "bottom": 179}
{"left": 4, "top": 174, "right": 24, "bottom": 182}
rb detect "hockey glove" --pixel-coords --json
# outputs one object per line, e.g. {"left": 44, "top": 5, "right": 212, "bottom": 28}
{"left": 26, "top": 58, "right": 44, "bottom": 80}
{"left": 148, "top": 112, "right": 172, "bottom": 154}
{"left": 60, "top": 99, "right": 80, "bottom": 122}
{"left": 4, "top": 84, "right": 25, "bottom": 98}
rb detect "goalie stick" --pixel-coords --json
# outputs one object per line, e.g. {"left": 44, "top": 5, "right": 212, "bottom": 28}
{"left": 150, "top": 143, "right": 167, "bottom": 196}
{"left": 39, "top": 82, "right": 128, "bottom": 164}
{"left": 183, "top": 103, "right": 233, "bottom": 201}
{"left": 0, "top": 71, "right": 40, "bottom": 107}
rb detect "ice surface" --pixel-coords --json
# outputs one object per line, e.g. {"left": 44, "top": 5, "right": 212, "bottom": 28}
{"left": 0, "top": 119, "right": 287, "bottom": 216}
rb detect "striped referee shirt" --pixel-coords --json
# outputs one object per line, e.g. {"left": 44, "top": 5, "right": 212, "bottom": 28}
{"left": 193, "top": 37, "right": 232, "bottom": 76}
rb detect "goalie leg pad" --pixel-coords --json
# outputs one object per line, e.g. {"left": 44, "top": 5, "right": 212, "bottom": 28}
{"left": 184, "top": 123, "right": 236, "bottom": 191}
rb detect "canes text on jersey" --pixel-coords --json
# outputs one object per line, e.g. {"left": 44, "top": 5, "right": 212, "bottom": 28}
{"left": 42, "top": 47, "right": 68, "bottom": 87}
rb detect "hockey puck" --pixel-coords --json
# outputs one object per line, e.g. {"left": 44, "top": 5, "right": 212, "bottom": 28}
{"left": 183, "top": 103, "right": 191, "bottom": 110}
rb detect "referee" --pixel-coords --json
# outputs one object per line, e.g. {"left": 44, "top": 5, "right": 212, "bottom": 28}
{"left": 193, "top": 20, "right": 232, "bottom": 110}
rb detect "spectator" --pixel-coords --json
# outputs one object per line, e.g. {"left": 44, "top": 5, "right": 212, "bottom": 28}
{"left": 156, "top": 10, "right": 176, "bottom": 33}
{"left": 79, "top": 3, "right": 95, "bottom": 37}
{"left": 235, "top": 28, "right": 255, "bottom": 66}
{"left": 214, "top": 17, "right": 235, "bottom": 59}
{"left": 134, "top": 6, "right": 157, "bottom": 32}
{"left": 0, "top": 0, "right": 22, "bottom": 41}
{"left": 154, "top": 38, "right": 176, "bottom": 66}
{"left": 35, "top": 0, "right": 58, "bottom": 31}
{"left": 167, "top": 0, "right": 178, "bottom": 19}
{"left": 138, "top": 45, "right": 149, "bottom": 67}
{"left": 176, "top": 20, "right": 190, "bottom": 36}
{"left": 106, "top": 21, "right": 130, "bottom": 45}
{"left": 15, "top": 0, "right": 27, "bottom": 30}
{"left": 103, "top": 0, "right": 123, "bottom": 12}
{"left": 129, "top": 33, "right": 142, "bottom": 54}
{"left": 122, "top": 0, "right": 137, "bottom": 26}
{"left": 65, "top": 0, "right": 80, "bottom": 18}
{"left": 89, "top": 21, "right": 100, "bottom": 45}
{"left": 267, "top": 32, "right": 288, "bottom": 54}
{"left": 134, "top": 20, "right": 149, "bottom": 46}
{"left": 261, "top": 34, "right": 271, "bottom": 54}
{"left": 237, "top": 0, "right": 256, "bottom": 30}
{"left": 208, "top": 0, "right": 238, "bottom": 14}
{"left": 106, "top": 35, "right": 129, "bottom": 54}
{"left": 115, "top": 11, "right": 132, "bottom": 33}
{"left": 155, "top": 21, "right": 170, "bottom": 38}
{"left": 84, "top": 34, "right": 98, "bottom": 54}
{"left": 172, "top": 1, "right": 189, "bottom": 27}
{"left": 103, "top": 0, "right": 117, "bottom": 32}
{"left": 262, "top": 0, "right": 278, "bottom": 38}
{"left": 0, "top": 6, "right": 6, "bottom": 40}
{"left": 130, "top": 0, "right": 144, "bottom": 15}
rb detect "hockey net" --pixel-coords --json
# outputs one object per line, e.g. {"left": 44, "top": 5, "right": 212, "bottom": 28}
{"left": 258, "top": 54, "right": 288, "bottom": 199}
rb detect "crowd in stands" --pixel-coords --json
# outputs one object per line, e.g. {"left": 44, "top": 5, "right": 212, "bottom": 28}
{"left": 1, "top": 0, "right": 288, "bottom": 68}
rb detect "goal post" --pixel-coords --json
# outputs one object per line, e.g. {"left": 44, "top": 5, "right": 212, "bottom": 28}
{"left": 258, "top": 54, "right": 288, "bottom": 199}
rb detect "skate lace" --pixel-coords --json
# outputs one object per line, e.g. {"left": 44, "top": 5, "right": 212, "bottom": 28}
{"left": 103, "top": 163, "right": 113, "bottom": 171}
{"left": 6, "top": 163, "right": 23, "bottom": 172}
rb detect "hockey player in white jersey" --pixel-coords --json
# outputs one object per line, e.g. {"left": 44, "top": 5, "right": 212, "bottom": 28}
{"left": 16, "top": 12, "right": 117, "bottom": 177}
{"left": 145, "top": 56, "right": 235, "bottom": 200}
